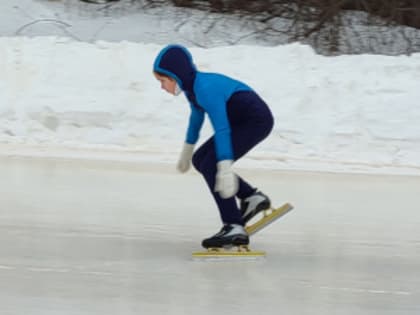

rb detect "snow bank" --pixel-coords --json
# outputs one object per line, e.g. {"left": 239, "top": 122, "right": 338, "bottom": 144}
{"left": 1, "top": 36, "right": 419, "bottom": 175}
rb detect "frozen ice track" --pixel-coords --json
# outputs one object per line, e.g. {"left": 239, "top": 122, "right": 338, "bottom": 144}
{"left": 0, "top": 156, "right": 419, "bottom": 315}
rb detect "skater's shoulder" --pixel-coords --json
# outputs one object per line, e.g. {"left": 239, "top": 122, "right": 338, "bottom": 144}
{"left": 194, "top": 72, "right": 251, "bottom": 105}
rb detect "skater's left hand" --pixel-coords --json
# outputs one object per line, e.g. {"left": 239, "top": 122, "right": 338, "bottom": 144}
{"left": 177, "top": 143, "right": 195, "bottom": 173}
{"left": 215, "top": 160, "right": 238, "bottom": 199}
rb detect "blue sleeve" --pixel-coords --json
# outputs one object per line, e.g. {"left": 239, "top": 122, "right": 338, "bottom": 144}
{"left": 192, "top": 72, "right": 251, "bottom": 161}
{"left": 197, "top": 93, "right": 233, "bottom": 161}
{"left": 185, "top": 104, "right": 205, "bottom": 145}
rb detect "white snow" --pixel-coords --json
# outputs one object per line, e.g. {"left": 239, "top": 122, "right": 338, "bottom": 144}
{"left": 1, "top": 36, "right": 419, "bottom": 175}
{"left": 1, "top": 0, "right": 420, "bottom": 176}
{"left": 0, "top": 0, "right": 270, "bottom": 46}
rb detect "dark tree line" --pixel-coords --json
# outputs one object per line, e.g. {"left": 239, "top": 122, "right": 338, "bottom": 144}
{"left": 77, "top": 0, "right": 420, "bottom": 54}
{"left": 91, "top": 0, "right": 420, "bottom": 28}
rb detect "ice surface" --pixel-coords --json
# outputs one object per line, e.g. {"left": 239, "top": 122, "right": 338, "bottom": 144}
{"left": 1, "top": 157, "right": 419, "bottom": 314}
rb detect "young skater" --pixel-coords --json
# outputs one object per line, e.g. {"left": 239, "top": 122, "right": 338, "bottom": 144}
{"left": 153, "top": 44, "right": 273, "bottom": 248}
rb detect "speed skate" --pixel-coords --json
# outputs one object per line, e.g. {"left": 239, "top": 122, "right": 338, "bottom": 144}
{"left": 192, "top": 203, "right": 294, "bottom": 259}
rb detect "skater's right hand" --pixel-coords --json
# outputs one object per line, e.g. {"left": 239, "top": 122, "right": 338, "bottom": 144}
{"left": 176, "top": 143, "right": 195, "bottom": 173}
{"left": 215, "top": 160, "right": 238, "bottom": 199}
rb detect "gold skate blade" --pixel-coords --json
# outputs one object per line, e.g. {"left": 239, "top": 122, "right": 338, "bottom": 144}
{"left": 192, "top": 245, "right": 265, "bottom": 259}
{"left": 245, "top": 203, "right": 294, "bottom": 236}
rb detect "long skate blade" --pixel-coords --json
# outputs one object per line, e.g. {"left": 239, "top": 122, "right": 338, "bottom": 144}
{"left": 192, "top": 245, "right": 265, "bottom": 260}
{"left": 245, "top": 203, "right": 294, "bottom": 236}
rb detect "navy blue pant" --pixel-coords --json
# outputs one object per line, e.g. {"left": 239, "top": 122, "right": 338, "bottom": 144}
{"left": 192, "top": 91, "right": 274, "bottom": 225}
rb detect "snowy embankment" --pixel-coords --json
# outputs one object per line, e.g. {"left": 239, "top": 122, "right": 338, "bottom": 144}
{"left": 0, "top": 36, "right": 419, "bottom": 175}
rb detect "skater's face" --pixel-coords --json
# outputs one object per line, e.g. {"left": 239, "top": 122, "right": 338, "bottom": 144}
{"left": 154, "top": 72, "right": 178, "bottom": 95}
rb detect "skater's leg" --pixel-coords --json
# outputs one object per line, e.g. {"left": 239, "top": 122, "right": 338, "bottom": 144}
{"left": 226, "top": 91, "right": 274, "bottom": 222}
{"left": 192, "top": 137, "right": 261, "bottom": 201}
{"left": 192, "top": 91, "right": 274, "bottom": 226}
{"left": 236, "top": 179, "right": 257, "bottom": 200}
{"left": 193, "top": 146, "right": 249, "bottom": 247}
{"left": 227, "top": 92, "right": 274, "bottom": 199}
{"left": 192, "top": 140, "right": 243, "bottom": 225}
{"left": 193, "top": 137, "right": 252, "bottom": 198}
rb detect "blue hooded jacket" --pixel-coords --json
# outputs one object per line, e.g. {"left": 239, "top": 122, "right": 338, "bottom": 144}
{"left": 153, "top": 44, "right": 252, "bottom": 161}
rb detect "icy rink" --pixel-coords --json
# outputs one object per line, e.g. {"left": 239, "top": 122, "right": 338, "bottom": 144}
{"left": 1, "top": 157, "right": 420, "bottom": 315}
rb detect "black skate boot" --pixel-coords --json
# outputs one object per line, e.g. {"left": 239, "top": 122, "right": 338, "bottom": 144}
{"left": 240, "top": 191, "right": 271, "bottom": 224}
{"left": 202, "top": 224, "right": 249, "bottom": 249}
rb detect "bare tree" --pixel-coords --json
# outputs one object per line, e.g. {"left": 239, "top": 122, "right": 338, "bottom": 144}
{"left": 73, "top": 0, "right": 420, "bottom": 54}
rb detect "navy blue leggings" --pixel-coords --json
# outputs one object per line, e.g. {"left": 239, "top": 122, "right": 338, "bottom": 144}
{"left": 192, "top": 91, "right": 274, "bottom": 225}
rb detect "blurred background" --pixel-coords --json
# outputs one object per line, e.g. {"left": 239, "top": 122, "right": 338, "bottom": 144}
{"left": 5, "top": 0, "right": 420, "bottom": 55}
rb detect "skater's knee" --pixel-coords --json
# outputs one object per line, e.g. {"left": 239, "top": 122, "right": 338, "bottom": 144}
{"left": 192, "top": 152, "right": 202, "bottom": 172}
{"left": 192, "top": 152, "right": 216, "bottom": 174}
{"left": 265, "top": 115, "right": 274, "bottom": 137}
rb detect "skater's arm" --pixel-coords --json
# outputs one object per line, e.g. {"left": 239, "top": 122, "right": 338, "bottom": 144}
{"left": 185, "top": 104, "right": 205, "bottom": 145}
{"left": 197, "top": 93, "right": 233, "bottom": 161}
{"left": 176, "top": 105, "right": 203, "bottom": 174}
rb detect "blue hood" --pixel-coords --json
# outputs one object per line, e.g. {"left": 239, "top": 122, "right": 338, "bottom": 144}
{"left": 153, "top": 44, "right": 197, "bottom": 92}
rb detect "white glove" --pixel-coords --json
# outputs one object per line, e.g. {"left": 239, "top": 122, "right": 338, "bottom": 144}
{"left": 214, "top": 160, "right": 238, "bottom": 199}
{"left": 176, "top": 143, "right": 195, "bottom": 173}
